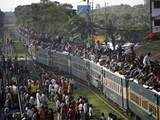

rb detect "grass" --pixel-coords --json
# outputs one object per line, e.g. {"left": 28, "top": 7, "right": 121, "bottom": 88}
{"left": 46, "top": 84, "right": 128, "bottom": 119}
{"left": 13, "top": 40, "right": 28, "bottom": 57}
{"left": 74, "top": 84, "right": 128, "bottom": 120}
{"left": 0, "top": 38, "right": 28, "bottom": 58}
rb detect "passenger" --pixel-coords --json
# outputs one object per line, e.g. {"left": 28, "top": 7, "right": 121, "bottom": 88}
{"left": 36, "top": 91, "right": 41, "bottom": 110}
{"left": 29, "top": 96, "right": 35, "bottom": 107}
{"left": 26, "top": 106, "right": 34, "bottom": 120}
{"left": 83, "top": 100, "right": 88, "bottom": 119}
{"left": 143, "top": 52, "right": 151, "bottom": 67}
{"left": 40, "top": 93, "right": 48, "bottom": 107}
{"left": 89, "top": 104, "right": 93, "bottom": 119}
{"left": 100, "top": 112, "right": 106, "bottom": 120}
{"left": 38, "top": 105, "right": 46, "bottom": 120}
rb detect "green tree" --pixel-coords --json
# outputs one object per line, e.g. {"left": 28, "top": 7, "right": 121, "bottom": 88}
{"left": 15, "top": 1, "right": 76, "bottom": 40}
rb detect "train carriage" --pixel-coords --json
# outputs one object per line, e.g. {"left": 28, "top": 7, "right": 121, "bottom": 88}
{"left": 36, "top": 48, "right": 50, "bottom": 66}
{"left": 88, "top": 61, "right": 103, "bottom": 89}
{"left": 50, "top": 51, "right": 69, "bottom": 73}
{"left": 34, "top": 49, "right": 160, "bottom": 120}
{"left": 129, "top": 81, "right": 160, "bottom": 120}
{"left": 70, "top": 55, "right": 88, "bottom": 81}
{"left": 102, "top": 67, "right": 128, "bottom": 109}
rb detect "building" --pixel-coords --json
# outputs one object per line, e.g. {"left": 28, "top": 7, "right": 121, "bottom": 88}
{"left": 151, "top": 0, "right": 160, "bottom": 33}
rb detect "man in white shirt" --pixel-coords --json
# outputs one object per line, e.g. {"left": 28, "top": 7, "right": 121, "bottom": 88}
{"left": 54, "top": 83, "right": 59, "bottom": 93}
{"left": 36, "top": 92, "right": 41, "bottom": 109}
{"left": 56, "top": 99, "right": 60, "bottom": 110}
{"left": 48, "top": 83, "right": 53, "bottom": 94}
{"left": 26, "top": 108, "right": 33, "bottom": 119}
{"left": 143, "top": 52, "right": 151, "bottom": 67}
{"left": 40, "top": 93, "right": 48, "bottom": 106}
{"left": 89, "top": 104, "right": 93, "bottom": 118}
{"left": 83, "top": 102, "right": 88, "bottom": 114}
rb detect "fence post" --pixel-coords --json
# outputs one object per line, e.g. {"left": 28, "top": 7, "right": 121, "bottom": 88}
{"left": 68, "top": 53, "right": 72, "bottom": 77}
{"left": 101, "top": 67, "right": 104, "bottom": 94}
{"left": 126, "top": 78, "right": 130, "bottom": 115}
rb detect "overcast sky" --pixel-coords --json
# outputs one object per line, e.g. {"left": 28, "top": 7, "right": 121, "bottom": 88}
{"left": 0, "top": 0, "right": 144, "bottom": 12}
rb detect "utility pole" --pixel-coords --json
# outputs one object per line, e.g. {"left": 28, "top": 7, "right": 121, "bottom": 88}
{"left": 86, "top": 0, "right": 94, "bottom": 42}
{"left": 150, "top": 0, "right": 153, "bottom": 32}
{"left": 104, "top": 2, "right": 108, "bottom": 42}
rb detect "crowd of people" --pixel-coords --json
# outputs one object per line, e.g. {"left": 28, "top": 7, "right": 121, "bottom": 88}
{"left": 23, "top": 68, "right": 114, "bottom": 120}
{"left": 0, "top": 55, "right": 117, "bottom": 120}
{"left": 18, "top": 26, "right": 160, "bottom": 92}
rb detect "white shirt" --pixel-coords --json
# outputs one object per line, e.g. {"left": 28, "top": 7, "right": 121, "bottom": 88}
{"left": 56, "top": 100, "right": 60, "bottom": 109}
{"left": 12, "top": 85, "right": 18, "bottom": 94}
{"left": 49, "top": 84, "right": 53, "bottom": 93}
{"left": 90, "top": 54, "right": 95, "bottom": 61}
{"left": 27, "top": 109, "right": 33, "bottom": 118}
{"left": 36, "top": 93, "right": 41, "bottom": 108}
{"left": 40, "top": 94, "right": 48, "bottom": 105}
{"left": 65, "top": 95, "right": 69, "bottom": 105}
{"left": 78, "top": 103, "right": 83, "bottom": 111}
{"left": 83, "top": 103, "right": 88, "bottom": 113}
{"left": 29, "top": 97, "right": 35, "bottom": 105}
{"left": 143, "top": 55, "right": 151, "bottom": 66}
{"left": 51, "top": 79, "right": 56, "bottom": 84}
{"left": 89, "top": 107, "right": 93, "bottom": 117}
{"left": 54, "top": 84, "right": 59, "bottom": 92}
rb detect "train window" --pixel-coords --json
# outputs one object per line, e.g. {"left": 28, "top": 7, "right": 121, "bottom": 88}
{"left": 112, "top": 83, "right": 115, "bottom": 91}
{"left": 148, "top": 103, "right": 156, "bottom": 116}
{"left": 113, "top": 83, "right": 115, "bottom": 91}
{"left": 130, "top": 92, "right": 140, "bottom": 105}
{"left": 141, "top": 99, "right": 149, "bottom": 110}
{"left": 114, "top": 83, "right": 117, "bottom": 91}
{"left": 108, "top": 80, "right": 111, "bottom": 87}
{"left": 110, "top": 83, "right": 113, "bottom": 90}
{"left": 117, "top": 86, "right": 120, "bottom": 93}
{"left": 105, "top": 79, "right": 107, "bottom": 86}
{"left": 116, "top": 85, "right": 119, "bottom": 93}
{"left": 114, "top": 83, "right": 116, "bottom": 91}
{"left": 111, "top": 83, "right": 114, "bottom": 90}
{"left": 114, "top": 83, "right": 117, "bottom": 92}
{"left": 119, "top": 86, "right": 122, "bottom": 94}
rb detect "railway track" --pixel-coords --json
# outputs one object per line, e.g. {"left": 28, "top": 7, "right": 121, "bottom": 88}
{"left": 75, "top": 79, "right": 129, "bottom": 120}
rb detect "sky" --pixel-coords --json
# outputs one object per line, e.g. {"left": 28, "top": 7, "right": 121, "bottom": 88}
{"left": 0, "top": 0, "right": 144, "bottom": 12}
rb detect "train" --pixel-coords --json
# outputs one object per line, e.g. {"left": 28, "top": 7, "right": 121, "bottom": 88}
{"left": 33, "top": 47, "right": 160, "bottom": 120}
{"left": 15, "top": 31, "right": 160, "bottom": 120}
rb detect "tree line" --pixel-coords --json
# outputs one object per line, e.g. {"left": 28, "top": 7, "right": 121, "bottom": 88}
{"left": 15, "top": 1, "right": 150, "bottom": 43}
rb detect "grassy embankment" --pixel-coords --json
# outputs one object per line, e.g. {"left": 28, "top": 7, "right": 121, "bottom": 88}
{"left": 74, "top": 84, "right": 129, "bottom": 120}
